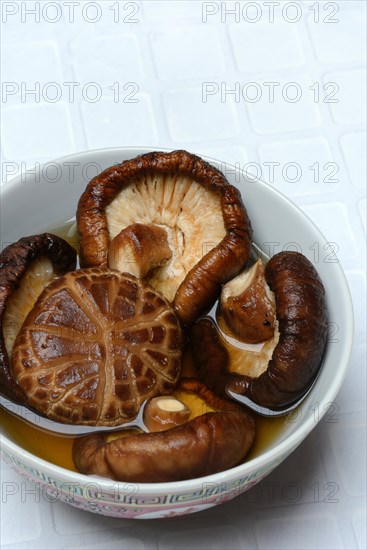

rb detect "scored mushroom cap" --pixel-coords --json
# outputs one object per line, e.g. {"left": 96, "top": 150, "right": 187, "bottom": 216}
{"left": 0, "top": 233, "right": 76, "bottom": 402}
{"left": 77, "top": 150, "right": 252, "bottom": 325}
{"left": 73, "top": 378, "right": 255, "bottom": 483}
{"left": 191, "top": 252, "right": 328, "bottom": 409}
{"left": 11, "top": 268, "right": 183, "bottom": 425}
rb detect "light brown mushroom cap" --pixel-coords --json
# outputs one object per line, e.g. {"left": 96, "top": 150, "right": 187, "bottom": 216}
{"left": 11, "top": 268, "right": 183, "bottom": 425}
{"left": 77, "top": 150, "right": 252, "bottom": 325}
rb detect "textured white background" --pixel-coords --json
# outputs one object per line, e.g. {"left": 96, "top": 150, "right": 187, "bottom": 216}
{"left": 0, "top": 1, "right": 366, "bottom": 548}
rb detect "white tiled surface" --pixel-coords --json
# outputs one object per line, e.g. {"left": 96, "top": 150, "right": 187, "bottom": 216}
{"left": 0, "top": 1, "right": 366, "bottom": 548}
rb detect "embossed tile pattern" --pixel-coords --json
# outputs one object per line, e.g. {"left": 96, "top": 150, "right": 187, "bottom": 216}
{"left": 0, "top": 463, "right": 42, "bottom": 545}
{"left": 81, "top": 95, "right": 158, "bottom": 148}
{"left": 340, "top": 132, "right": 367, "bottom": 191}
{"left": 71, "top": 34, "right": 145, "bottom": 88}
{"left": 258, "top": 137, "right": 338, "bottom": 196}
{"left": 230, "top": 19, "right": 305, "bottom": 72}
{"left": 254, "top": 515, "right": 344, "bottom": 550}
{"left": 307, "top": 8, "right": 366, "bottom": 63}
{"left": 158, "top": 525, "right": 244, "bottom": 550}
{"left": 164, "top": 88, "right": 240, "bottom": 141}
{"left": 326, "top": 69, "right": 366, "bottom": 126}
{"left": 1, "top": 103, "right": 75, "bottom": 159}
{"left": 246, "top": 75, "right": 322, "bottom": 134}
{"left": 150, "top": 26, "right": 225, "bottom": 80}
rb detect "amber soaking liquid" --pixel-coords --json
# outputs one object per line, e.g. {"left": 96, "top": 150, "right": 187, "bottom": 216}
{"left": 1, "top": 220, "right": 289, "bottom": 472}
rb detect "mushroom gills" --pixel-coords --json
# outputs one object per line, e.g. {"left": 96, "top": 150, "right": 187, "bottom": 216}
{"left": 105, "top": 172, "right": 226, "bottom": 302}
{"left": 3, "top": 256, "right": 55, "bottom": 357}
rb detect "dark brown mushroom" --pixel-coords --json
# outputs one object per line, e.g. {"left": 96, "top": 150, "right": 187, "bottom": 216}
{"left": 0, "top": 233, "right": 76, "bottom": 402}
{"left": 77, "top": 150, "right": 252, "bottom": 325}
{"left": 72, "top": 378, "right": 255, "bottom": 482}
{"left": 191, "top": 252, "right": 328, "bottom": 409}
{"left": 11, "top": 268, "right": 183, "bottom": 425}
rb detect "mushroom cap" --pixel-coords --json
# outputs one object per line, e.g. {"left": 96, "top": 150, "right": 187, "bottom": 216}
{"left": 0, "top": 233, "right": 76, "bottom": 402}
{"left": 191, "top": 252, "right": 328, "bottom": 409}
{"left": 72, "top": 378, "right": 255, "bottom": 482}
{"left": 11, "top": 268, "right": 183, "bottom": 425}
{"left": 77, "top": 150, "right": 252, "bottom": 325}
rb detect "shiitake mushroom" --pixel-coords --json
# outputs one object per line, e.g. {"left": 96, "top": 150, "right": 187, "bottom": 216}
{"left": 77, "top": 150, "right": 252, "bottom": 325}
{"left": 1, "top": 154, "right": 329, "bottom": 486}
{"left": 72, "top": 378, "right": 255, "bottom": 482}
{"left": 11, "top": 268, "right": 183, "bottom": 425}
{"left": 0, "top": 233, "right": 76, "bottom": 402}
{"left": 192, "top": 252, "right": 328, "bottom": 409}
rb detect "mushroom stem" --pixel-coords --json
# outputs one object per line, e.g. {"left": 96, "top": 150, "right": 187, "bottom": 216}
{"left": 143, "top": 396, "right": 191, "bottom": 432}
{"left": 108, "top": 223, "right": 172, "bottom": 279}
{"left": 220, "top": 259, "right": 276, "bottom": 344}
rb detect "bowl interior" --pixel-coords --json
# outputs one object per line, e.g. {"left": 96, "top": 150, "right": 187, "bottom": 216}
{"left": 0, "top": 147, "right": 353, "bottom": 494}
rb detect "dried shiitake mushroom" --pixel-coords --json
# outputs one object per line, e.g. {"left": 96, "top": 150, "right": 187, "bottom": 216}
{"left": 0, "top": 233, "right": 76, "bottom": 402}
{"left": 77, "top": 150, "right": 252, "bottom": 325}
{"left": 11, "top": 268, "right": 183, "bottom": 425}
{"left": 192, "top": 252, "right": 328, "bottom": 409}
{"left": 73, "top": 378, "right": 255, "bottom": 482}
{"left": 220, "top": 259, "right": 276, "bottom": 344}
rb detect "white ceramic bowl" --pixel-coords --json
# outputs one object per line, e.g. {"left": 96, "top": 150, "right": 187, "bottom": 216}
{"left": 0, "top": 147, "right": 353, "bottom": 519}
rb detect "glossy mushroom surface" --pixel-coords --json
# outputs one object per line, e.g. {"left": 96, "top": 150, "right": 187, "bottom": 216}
{"left": 143, "top": 395, "right": 191, "bottom": 432}
{"left": 11, "top": 268, "right": 183, "bottom": 425}
{"left": 77, "top": 150, "right": 252, "bottom": 325}
{"left": 220, "top": 259, "right": 276, "bottom": 344}
{"left": 0, "top": 233, "right": 76, "bottom": 402}
{"left": 73, "top": 378, "right": 255, "bottom": 482}
{"left": 192, "top": 252, "right": 328, "bottom": 409}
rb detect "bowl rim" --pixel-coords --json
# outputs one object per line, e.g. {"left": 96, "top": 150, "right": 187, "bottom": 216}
{"left": 0, "top": 146, "right": 354, "bottom": 494}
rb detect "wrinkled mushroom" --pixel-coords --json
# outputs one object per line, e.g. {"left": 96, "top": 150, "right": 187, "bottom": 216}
{"left": 191, "top": 252, "right": 328, "bottom": 409}
{"left": 72, "top": 378, "right": 255, "bottom": 482}
{"left": 77, "top": 150, "right": 252, "bottom": 325}
{"left": 0, "top": 233, "right": 76, "bottom": 402}
{"left": 11, "top": 268, "right": 183, "bottom": 425}
{"left": 220, "top": 259, "right": 276, "bottom": 344}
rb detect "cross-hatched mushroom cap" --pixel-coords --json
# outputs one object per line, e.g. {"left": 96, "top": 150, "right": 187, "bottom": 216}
{"left": 11, "top": 268, "right": 183, "bottom": 425}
